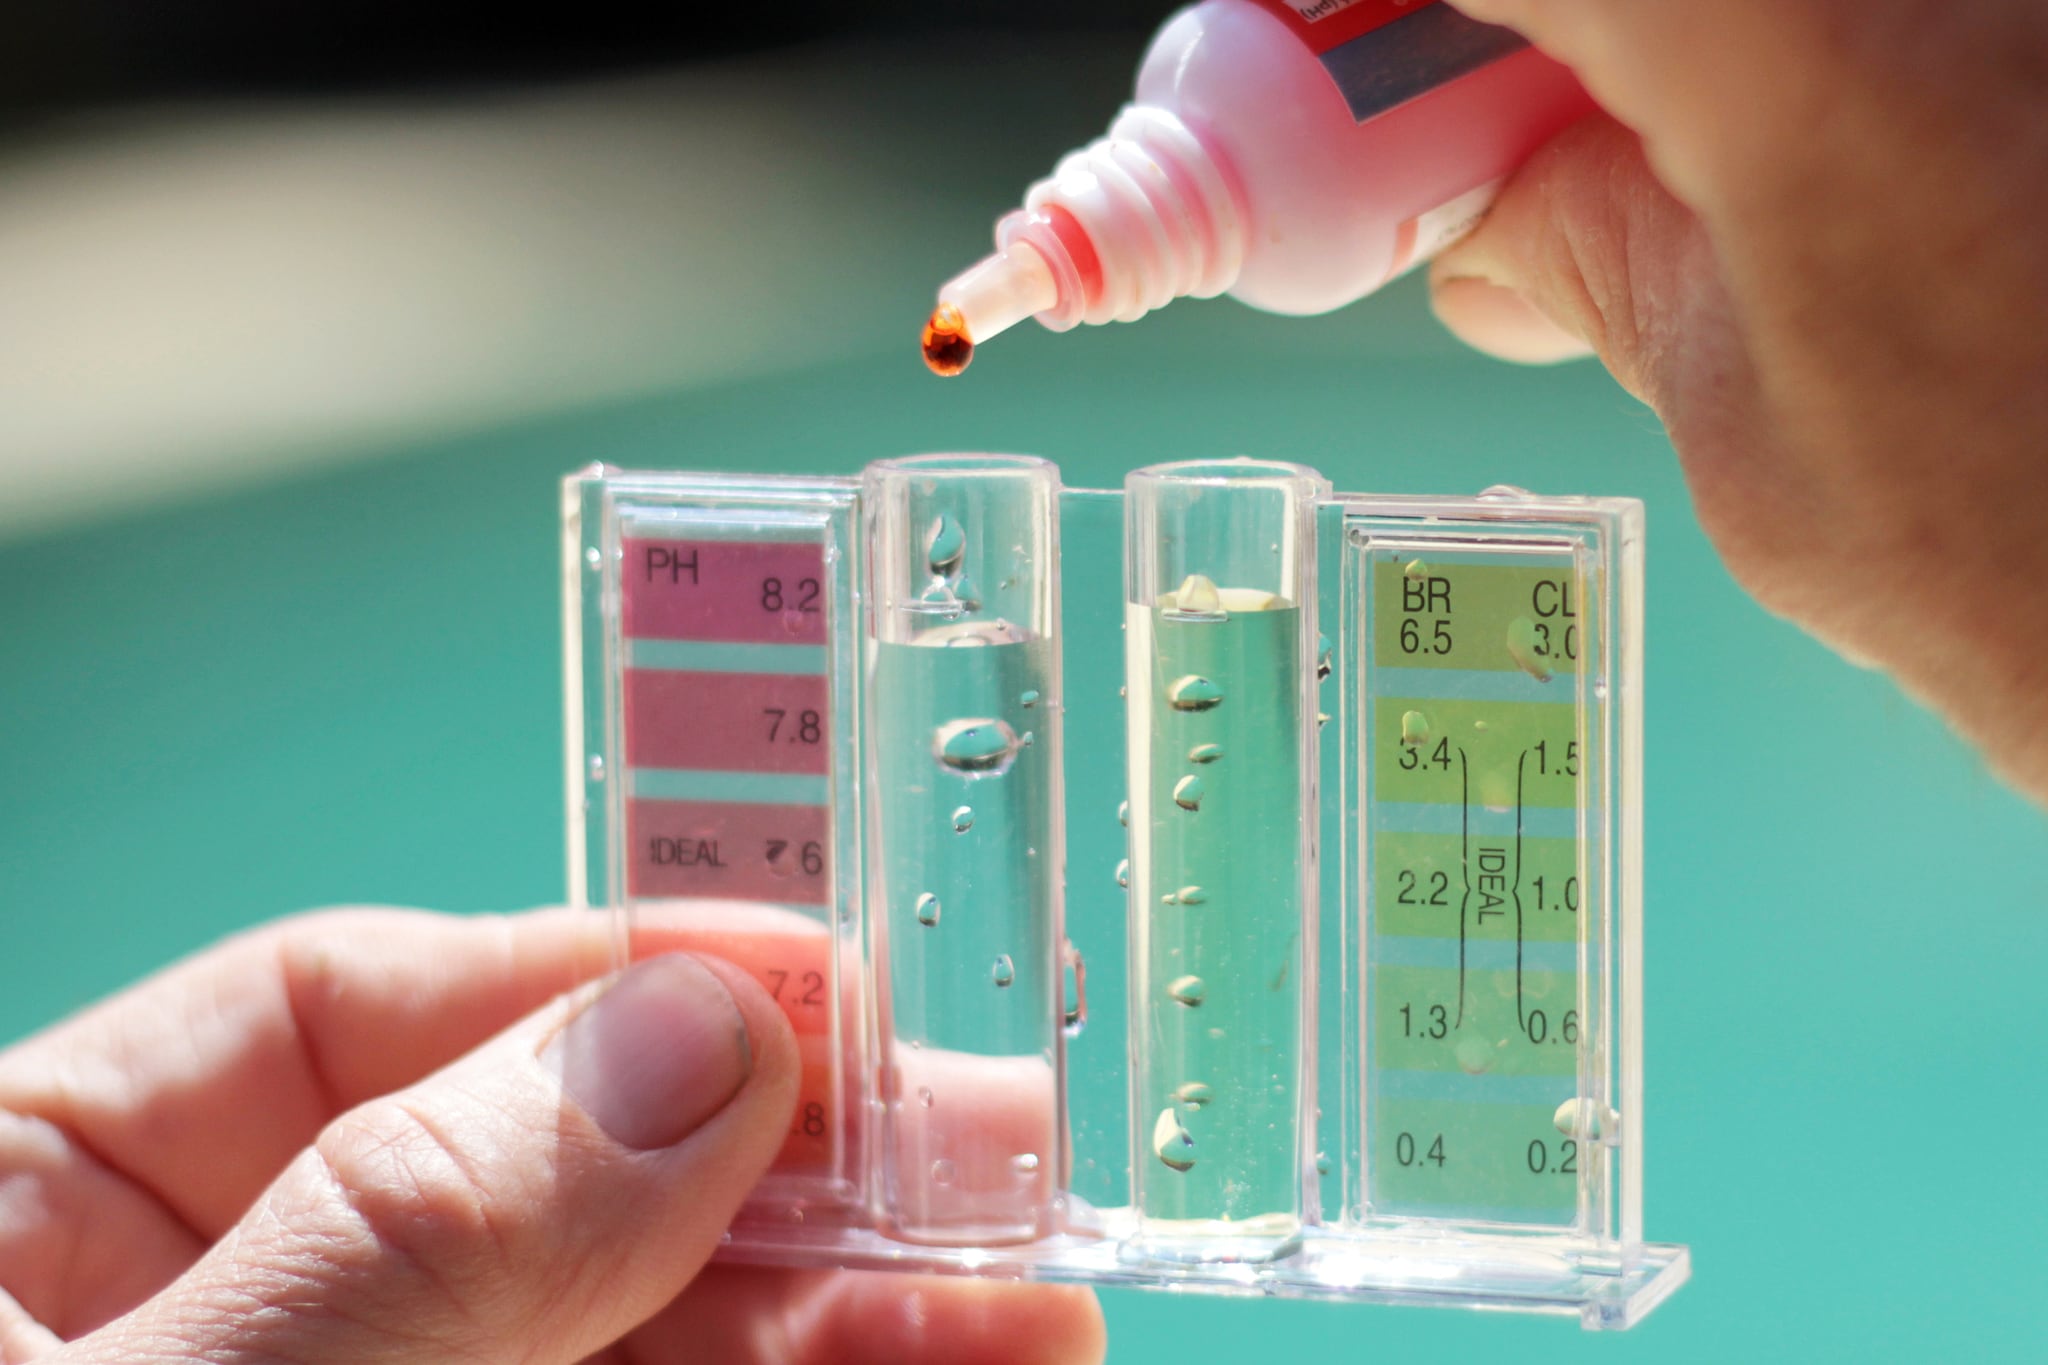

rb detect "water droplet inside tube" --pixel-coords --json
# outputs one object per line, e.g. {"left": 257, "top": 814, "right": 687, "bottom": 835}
{"left": 914, "top": 579, "right": 963, "bottom": 617}
{"left": 1152, "top": 1107, "right": 1197, "bottom": 1172}
{"left": 925, "top": 514, "right": 965, "bottom": 576}
{"left": 1505, "top": 616, "right": 1554, "bottom": 682}
{"left": 1167, "top": 675, "right": 1224, "bottom": 712}
{"left": 934, "top": 717, "right": 1020, "bottom": 775}
{"left": 1456, "top": 1036, "right": 1497, "bottom": 1075}
{"left": 1164, "top": 572, "right": 1224, "bottom": 620}
{"left": 1553, "top": 1098, "right": 1616, "bottom": 1142}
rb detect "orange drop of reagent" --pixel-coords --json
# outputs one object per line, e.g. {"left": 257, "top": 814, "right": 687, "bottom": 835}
{"left": 921, "top": 303, "right": 974, "bottom": 376}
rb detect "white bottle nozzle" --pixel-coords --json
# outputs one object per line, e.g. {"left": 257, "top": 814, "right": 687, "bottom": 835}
{"left": 922, "top": 105, "right": 1242, "bottom": 375}
{"left": 936, "top": 241, "right": 1061, "bottom": 348}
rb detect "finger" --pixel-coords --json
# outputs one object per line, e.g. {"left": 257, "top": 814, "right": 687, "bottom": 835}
{"left": 0, "top": 905, "right": 817, "bottom": 1337}
{"left": 1444, "top": 1, "right": 1821, "bottom": 201}
{"left": 0, "top": 904, "right": 798, "bottom": 1238}
{"left": 1429, "top": 115, "right": 1798, "bottom": 578}
{"left": 621, "top": 1266, "right": 1105, "bottom": 1365}
{"left": 1424, "top": 277, "right": 1591, "bottom": 365}
{"left": 0, "top": 1110, "right": 199, "bottom": 1340}
{"left": 0, "top": 1286, "right": 61, "bottom": 1363}
{"left": 1444, "top": 0, "right": 1978, "bottom": 225}
{"left": 1431, "top": 116, "right": 1738, "bottom": 408}
{"left": 886, "top": 1045, "right": 1059, "bottom": 1233}
{"left": 1446, "top": 0, "right": 1779, "bottom": 129}
{"left": 1430, "top": 115, "right": 1708, "bottom": 390}
{"left": 61, "top": 952, "right": 799, "bottom": 1365}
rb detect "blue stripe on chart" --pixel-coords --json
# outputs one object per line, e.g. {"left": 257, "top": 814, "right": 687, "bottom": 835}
{"left": 627, "top": 639, "right": 828, "bottom": 675}
{"left": 1371, "top": 801, "right": 1581, "bottom": 841}
{"left": 1375, "top": 667, "right": 1575, "bottom": 705}
{"left": 1373, "top": 1069, "right": 1577, "bottom": 1107}
{"left": 630, "top": 768, "right": 830, "bottom": 806}
{"left": 618, "top": 507, "right": 833, "bottom": 543}
{"left": 1371, "top": 934, "right": 1580, "bottom": 975}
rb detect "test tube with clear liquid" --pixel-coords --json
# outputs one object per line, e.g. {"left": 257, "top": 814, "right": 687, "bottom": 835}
{"left": 863, "top": 455, "right": 1065, "bottom": 1245}
{"left": 1124, "top": 459, "right": 1328, "bottom": 1258}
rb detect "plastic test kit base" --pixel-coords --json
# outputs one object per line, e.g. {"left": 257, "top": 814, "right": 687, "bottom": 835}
{"left": 563, "top": 457, "right": 1689, "bottom": 1330}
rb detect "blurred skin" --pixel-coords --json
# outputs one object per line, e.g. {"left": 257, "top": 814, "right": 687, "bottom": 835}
{"left": 0, "top": 909, "right": 1105, "bottom": 1364}
{"left": 1433, "top": 0, "right": 2048, "bottom": 806}
{"left": 4, "top": 3, "right": 2045, "bottom": 1359}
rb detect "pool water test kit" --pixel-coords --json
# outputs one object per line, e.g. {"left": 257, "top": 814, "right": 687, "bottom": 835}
{"left": 562, "top": 455, "right": 1689, "bottom": 1328}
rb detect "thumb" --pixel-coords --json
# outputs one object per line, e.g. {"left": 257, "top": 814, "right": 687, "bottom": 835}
{"left": 1427, "top": 114, "right": 1793, "bottom": 563}
{"left": 1428, "top": 113, "right": 1750, "bottom": 411}
{"left": 64, "top": 952, "right": 798, "bottom": 1364}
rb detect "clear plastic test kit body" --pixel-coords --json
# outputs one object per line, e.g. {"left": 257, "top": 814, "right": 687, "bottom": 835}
{"left": 562, "top": 456, "right": 1689, "bottom": 1329}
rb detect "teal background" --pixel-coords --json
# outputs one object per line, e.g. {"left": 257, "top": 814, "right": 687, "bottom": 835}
{"left": 5, "top": 133, "right": 2048, "bottom": 1363}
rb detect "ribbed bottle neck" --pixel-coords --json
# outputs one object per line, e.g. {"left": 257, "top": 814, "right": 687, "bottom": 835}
{"left": 1000, "top": 105, "right": 1246, "bottom": 331}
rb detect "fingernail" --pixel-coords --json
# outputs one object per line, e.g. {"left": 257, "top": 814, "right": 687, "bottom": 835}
{"left": 543, "top": 954, "right": 752, "bottom": 1150}
{"left": 1431, "top": 275, "right": 1594, "bottom": 365}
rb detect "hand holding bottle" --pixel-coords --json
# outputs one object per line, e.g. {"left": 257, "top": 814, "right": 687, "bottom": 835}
{"left": 1430, "top": 0, "right": 2048, "bottom": 803}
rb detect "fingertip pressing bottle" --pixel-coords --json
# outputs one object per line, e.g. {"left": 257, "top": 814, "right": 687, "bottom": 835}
{"left": 921, "top": 0, "right": 1594, "bottom": 374}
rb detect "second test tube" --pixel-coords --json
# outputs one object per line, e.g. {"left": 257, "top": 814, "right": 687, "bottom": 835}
{"left": 1124, "top": 459, "right": 1326, "bottom": 1256}
{"left": 864, "top": 454, "right": 1065, "bottom": 1245}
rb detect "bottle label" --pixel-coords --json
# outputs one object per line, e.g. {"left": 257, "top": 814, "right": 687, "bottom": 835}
{"left": 1248, "top": 0, "right": 1529, "bottom": 124}
{"left": 1387, "top": 177, "right": 1502, "bottom": 278}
